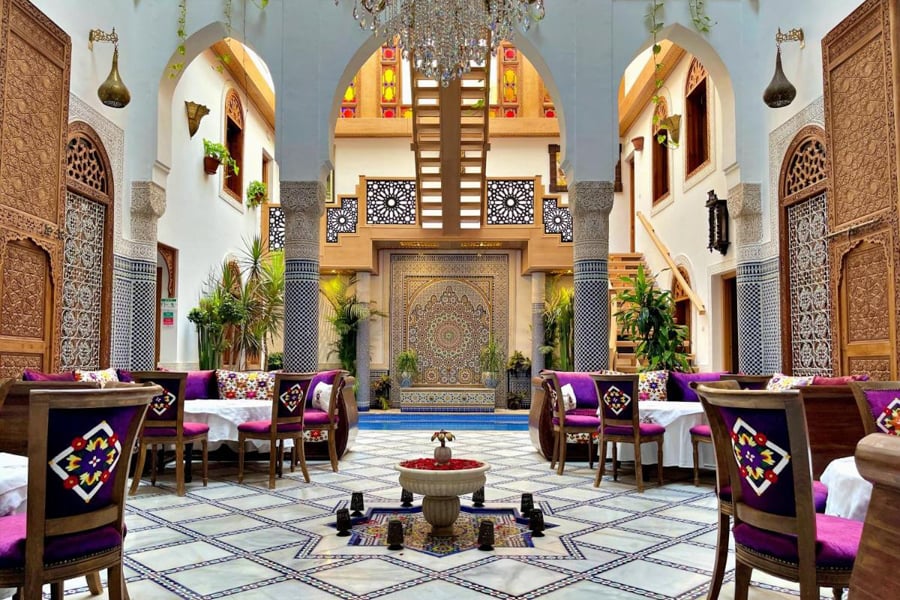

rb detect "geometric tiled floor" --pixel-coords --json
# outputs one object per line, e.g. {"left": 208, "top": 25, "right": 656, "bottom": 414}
{"left": 60, "top": 430, "right": 821, "bottom": 599}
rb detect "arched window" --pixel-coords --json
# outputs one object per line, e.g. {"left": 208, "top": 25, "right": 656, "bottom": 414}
{"left": 652, "top": 98, "right": 670, "bottom": 203}
{"left": 224, "top": 89, "right": 244, "bottom": 199}
{"left": 685, "top": 58, "right": 709, "bottom": 176}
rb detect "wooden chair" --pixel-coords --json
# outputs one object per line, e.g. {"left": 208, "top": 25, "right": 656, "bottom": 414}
{"left": 0, "top": 385, "right": 158, "bottom": 600}
{"left": 697, "top": 384, "right": 859, "bottom": 600}
{"left": 238, "top": 372, "right": 313, "bottom": 489}
{"left": 541, "top": 371, "right": 601, "bottom": 475}
{"left": 592, "top": 373, "right": 662, "bottom": 492}
{"left": 129, "top": 372, "right": 209, "bottom": 497}
{"left": 797, "top": 385, "right": 867, "bottom": 479}
{"left": 849, "top": 380, "right": 900, "bottom": 436}
{"left": 687, "top": 380, "right": 740, "bottom": 488}
{"left": 849, "top": 433, "right": 900, "bottom": 599}
{"left": 304, "top": 370, "right": 349, "bottom": 473}
{"left": 720, "top": 374, "right": 772, "bottom": 389}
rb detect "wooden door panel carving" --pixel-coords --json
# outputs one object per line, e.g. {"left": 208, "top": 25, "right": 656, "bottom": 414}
{"left": 0, "top": 0, "right": 70, "bottom": 374}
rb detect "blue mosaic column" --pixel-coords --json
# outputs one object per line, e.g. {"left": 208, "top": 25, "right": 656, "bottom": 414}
{"left": 282, "top": 181, "right": 324, "bottom": 372}
{"left": 355, "top": 272, "right": 371, "bottom": 411}
{"left": 571, "top": 181, "right": 615, "bottom": 372}
{"left": 531, "top": 272, "right": 546, "bottom": 375}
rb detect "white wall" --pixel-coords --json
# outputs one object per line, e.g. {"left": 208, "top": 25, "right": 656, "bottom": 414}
{"left": 156, "top": 49, "right": 277, "bottom": 369}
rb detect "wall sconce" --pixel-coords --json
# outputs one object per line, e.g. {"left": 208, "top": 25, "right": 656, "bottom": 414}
{"left": 763, "top": 27, "right": 804, "bottom": 108}
{"left": 88, "top": 28, "right": 130, "bottom": 109}
{"left": 185, "top": 101, "right": 210, "bottom": 138}
{"left": 706, "top": 190, "right": 730, "bottom": 255}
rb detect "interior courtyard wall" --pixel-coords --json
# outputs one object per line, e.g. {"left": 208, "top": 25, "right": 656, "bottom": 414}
{"left": 155, "top": 50, "right": 276, "bottom": 369}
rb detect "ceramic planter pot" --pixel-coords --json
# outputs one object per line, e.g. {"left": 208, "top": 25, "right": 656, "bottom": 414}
{"left": 203, "top": 156, "right": 221, "bottom": 175}
{"left": 482, "top": 372, "right": 499, "bottom": 389}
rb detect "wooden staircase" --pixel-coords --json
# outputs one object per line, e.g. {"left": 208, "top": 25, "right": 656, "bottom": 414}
{"left": 608, "top": 253, "right": 648, "bottom": 373}
{"left": 411, "top": 58, "right": 491, "bottom": 232}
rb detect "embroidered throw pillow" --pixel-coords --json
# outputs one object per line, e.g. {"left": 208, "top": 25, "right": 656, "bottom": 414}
{"left": 766, "top": 372, "right": 813, "bottom": 392}
{"left": 311, "top": 382, "right": 333, "bottom": 412}
{"left": 74, "top": 368, "right": 119, "bottom": 384}
{"left": 216, "top": 370, "right": 275, "bottom": 400}
{"left": 560, "top": 383, "right": 578, "bottom": 412}
{"left": 639, "top": 370, "right": 668, "bottom": 401}
{"left": 811, "top": 374, "right": 870, "bottom": 385}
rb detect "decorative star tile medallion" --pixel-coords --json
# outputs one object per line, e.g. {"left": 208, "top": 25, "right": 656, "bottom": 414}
{"left": 603, "top": 386, "right": 631, "bottom": 416}
{"left": 149, "top": 390, "right": 176, "bottom": 417}
{"left": 730, "top": 418, "right": 790, "bottom": 496}
{"left": 280, "top": 383, "right": 304, "bottom": 413}
{"left": 49, "top": 420, "right": 122, "bottom": 503}
{"left": 876, "top": 398, "right": 900, "bottom": 435}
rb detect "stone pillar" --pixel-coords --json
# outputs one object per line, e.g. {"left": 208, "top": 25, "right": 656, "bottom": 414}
{"left": 570, "top": 181, "right": 615, "bottom": 372}
{"left": 282, "top": 181, "right": 324, "bottom": 372}
{"left": 531, "top": 272, "right": 546, "bottom": 375}
{"left": 127, "top": 181, "right": 165, "bottom": 370}
{"left": 355, "top": 272, "right": 371, "bottom": 411}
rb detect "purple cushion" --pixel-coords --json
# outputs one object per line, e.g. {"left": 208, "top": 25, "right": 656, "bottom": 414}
{"left": 185, "top": 370, "right": 217, "bottom": 400}
{"left": 22, "top": 368, "right": 75, "bottom": 382}
{"left": 552, "top": 414, "right": 601, "bottom": 428}
{"left": 306, "top": 370, "right": 341, "bottom": 407}
{"left": 0, "top": 513, "right": 122, "bottom": 568}
{"left": 116, "top": 369, "right": 134, "bottom": 383}
{"left": 603, "top": 423, "right": 666, "bottom": 436}
{"left": 237, "top": 420, "right": 304, "bottom": 434}
{"left": 732, "top": 513, "right": 861, "bottom": 569}
{"left": 305, "top": 410, "right": 332, "bottom": 426}
{"left": 690, "top": 424, "right": 711, "bottom": 437}
{"left": 811, "top": 374, "right": 869, "bottom": 385}
{"left": 720, "top": 481, "right": 829, "bottom": 513}
{"left": 551, "top": 372, "right": 600, "bottom": 409}
{"left": 143, "top": 422, "right": 210, "bottom": 437}
{"left": 668, "top": 371, "right": 724, "bottom": 402}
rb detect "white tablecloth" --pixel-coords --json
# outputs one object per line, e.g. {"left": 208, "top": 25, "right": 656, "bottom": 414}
{"left": 602, "top": 401, "right": 715, "bottom": 469}
{"left": 183, "top": 399, "right": 291, "bottom": 452}
{"left": 820, "top": 456, "right": 872, "bottom": 522}
{"left": 0, "top": 452, "right": 27, "bottom": 516}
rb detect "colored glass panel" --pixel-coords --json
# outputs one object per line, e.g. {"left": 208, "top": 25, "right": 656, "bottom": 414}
{"left": 382, "top": 67, "right": 397, "bottom": 103}
{"left": 503, "top": 68, "right": 517, "bottom": 103}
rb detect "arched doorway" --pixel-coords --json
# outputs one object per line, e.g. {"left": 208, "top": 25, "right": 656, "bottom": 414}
{"left": 778, "top": 126, "right": 831, "bottom": 377}
{"left": 61, "top": 122, "right": 115, "bottom": 370}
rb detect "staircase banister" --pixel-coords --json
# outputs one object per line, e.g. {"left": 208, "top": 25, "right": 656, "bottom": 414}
{"left": 635, "top": 211, "right": 707, "bottom": 315}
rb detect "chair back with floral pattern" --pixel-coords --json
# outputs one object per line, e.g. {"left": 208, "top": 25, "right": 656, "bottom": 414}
{"left": 273, "top": 373, "right": 315, "bottom": 428}
{"left": 592, "top": 374, "right": 640, "bottom": 430}
{"left": 849, "top": 381, "right": 900, "bottom": 437}
{"left": 24, "top": 386, "right": 157, "bottom": 566}
{"left": 696, "top": 385, "right": 816, "bottom": 529}
{"left": 131, "top": 371, "right": 187, "bottom": 432}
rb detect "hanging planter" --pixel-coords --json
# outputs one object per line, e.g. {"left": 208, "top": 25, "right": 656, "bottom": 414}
{"left": 657, "top": 115, "right": 682, "bottom": 147}
{"left": 203, "top": 156, "right": 221, "bottom": 175}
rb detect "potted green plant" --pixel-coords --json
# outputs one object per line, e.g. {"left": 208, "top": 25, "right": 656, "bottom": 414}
{"left": 615, "top": 264, "right": 691, "bottom": 372}
{"left": 246, "top": 180, "right": 268, "bottom": 209}
{"left": 370, "top": 374, "right": 392, "bottom": 410}
{"left": 506, "top": 350, "right": 532, "bottom": 375}
{"left": 506, "top": 391, "right": 526, "bottom": 410}
{"left": 395, "top": 349, "right": 419, "bottom": 388}
{"left": 202, "top": 138, "right": 239, "bottom": 176}
{"left": 540, "top": 283, "right": 574, "bottom": 370}
{"left": 479, "top": 337, "right": 505, "bottom": 389}
{"left": 320, "top": 276, "right": 384, "bottom": 376}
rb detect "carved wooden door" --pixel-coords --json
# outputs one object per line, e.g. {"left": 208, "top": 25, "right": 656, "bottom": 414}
{"left": 0, "top": 0, "right": 71, "bottom": 375}
{"left": 824, "top": 0, "right": 899, "bottom": 379}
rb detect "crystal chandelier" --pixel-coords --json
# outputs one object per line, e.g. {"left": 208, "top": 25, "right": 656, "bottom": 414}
{"left": 336, "top": 0, "right": 546, "bottom": 85}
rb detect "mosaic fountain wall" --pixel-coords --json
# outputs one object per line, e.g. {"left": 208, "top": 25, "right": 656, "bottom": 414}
{"left": 390, "top": 253, "right": 509, "bottom": 406}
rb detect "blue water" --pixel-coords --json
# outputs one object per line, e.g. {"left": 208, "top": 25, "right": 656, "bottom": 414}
{"left": 359, "top": 412, "right": 529, "bottom": 431}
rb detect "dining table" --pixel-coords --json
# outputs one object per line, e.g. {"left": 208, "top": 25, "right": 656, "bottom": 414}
{"left": 819, "top": 455, "right": 872, "bottom": 522}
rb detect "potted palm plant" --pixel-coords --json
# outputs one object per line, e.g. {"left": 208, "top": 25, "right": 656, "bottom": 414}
{"left": 479, "top": 337, "right": 505, "bottom": 388}
{"left": 395, "top": 349, "right": 419, "bottom": 388}
{"left": 202, "top": 138, "right": 239, "bottom": 176}
{"left": 320, "top": 275, "right": 384, "bottom": 376}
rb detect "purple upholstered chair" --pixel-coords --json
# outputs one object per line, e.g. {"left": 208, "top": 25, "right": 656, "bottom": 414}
{"left": 592, "top": 374, "right": 662, "bottom": 492}
{"left": 238, "top": 373, "right": 313, "bottom": 489}
{"left": 0, "top": 385, "right": 156, "bottom": 599}
{"left": 849, "top": 381, "right": 900, "bottom": 437}
{"left": 697, "top": 384, "right": 858, "bottom": 600}
{"left": 129, "top": 371, "right": 209, "bottom": 497}
{"left": 541, "top": 371, "right": 601, "bottom": 475}
{"left": 303, "top": 370, "right": 348, "bottom": 472}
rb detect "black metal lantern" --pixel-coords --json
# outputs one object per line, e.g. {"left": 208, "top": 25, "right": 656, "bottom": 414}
{"left": 350, "top": 492, "right": 365, "bottom": 517}
{"left": 763, "top": 28, "right": 804, "bottom": 109}
{"left": 477, "top": 519, "right": 495, "bottom": 551}
{"left": 336, "top": 508, "right": 352, "bottom": 537}
{"left": 387, "top": 519, "right": 404, "bottom": 550}
{"left": 529, "top": 509, "right": 545, "bottom": 537}
{"left": 520, "top": 493, "right": 534, "bottom": 518}
{"left": 401, "top": 488, "right": 413, "bottom": 508}
{"left": 472, "top": 487, "right": 485, "bottom": 508}
{"left": 706, "top": 190, "right": 730, "bottom": 256}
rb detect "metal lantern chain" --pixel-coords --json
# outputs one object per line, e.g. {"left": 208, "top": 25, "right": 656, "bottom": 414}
{"left": 335, "top": 0, "right": 545, "bottom": 85}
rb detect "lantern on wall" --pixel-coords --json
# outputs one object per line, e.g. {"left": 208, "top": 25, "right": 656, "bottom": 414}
{"left": 706, "top": 190, "right": 730, "bottom": 255}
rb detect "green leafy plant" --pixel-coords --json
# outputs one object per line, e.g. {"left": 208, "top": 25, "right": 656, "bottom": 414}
{"left": 615, "top": 264, "right": 691, "bottom": 372}
{"left": 507, "top": 350, "right": 532, "bottom": 374}
{"left": 266, "top": 351, "right": 283, "bottom": 371}
{"left": 506, "top": 391, "right": 526, "bottom": 410}
{"left": 246, "top": 180, "right": 268, "bottom": 208}
{"left": 187, "top": 285, "right": 246, "bottom": 370}
{"left": 540, "top": 283, "right": 574, "bottom": 371}
{"left": 479, "top": 337, "right": 506, "bottom": 374}
{"left": 395, "top": 349, "right": 419, "bottom": 383}
{"left": 370, "top": 374, "right": 392, "bottom": 410}
{"left": 203, "top": 139, "right": 239, "bottom": 176}
{"left": 320, "top": 276, "right": 384, "bottom": 376}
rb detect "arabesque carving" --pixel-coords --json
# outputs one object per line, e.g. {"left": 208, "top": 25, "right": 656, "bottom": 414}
{"left": 1, "top": 242, "right": 47, "bottom": 339}
{"left": 685, "top": 58, "right": 707, "bottom": 95}
{"left": 845, "top": 244, "right": 889, "bottom": 343}
{"left": 848, "top": 357, "right": 891, "bottom": 381}
{"left": 226, "top": 89, "right": 244, "bottom": 128}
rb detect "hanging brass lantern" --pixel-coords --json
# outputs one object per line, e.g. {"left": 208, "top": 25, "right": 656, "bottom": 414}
{"left": 763, "top": 47, "right": 795, "bottom": 109}
{"left": 89, "top": 28, "right": 131, "bottom": 109}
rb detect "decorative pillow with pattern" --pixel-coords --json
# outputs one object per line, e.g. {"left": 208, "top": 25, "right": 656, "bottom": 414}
{"left": 311, "top": 382, "right": 333, "bottom": 412}
{"left": 74, "top": 367, "right": 119, "bottom": 384}
{"left": 594, "top": 369, "right": 626, "bottom": 375}
{"left": 216, "top": 370, "right": 275, "bottom": 400}
{"left": 639, "top": 370, "right": 668, "bottom": 401}
{"left": 765, "top": 372, "right": 813, "bottom": 392}
{"left": 560, "top": 383, "right": 578, "bottom": 412}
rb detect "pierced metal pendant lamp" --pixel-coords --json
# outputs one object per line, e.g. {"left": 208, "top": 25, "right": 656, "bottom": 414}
{"left": 763, "top": 46, "right": 796, "bottom": 109}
